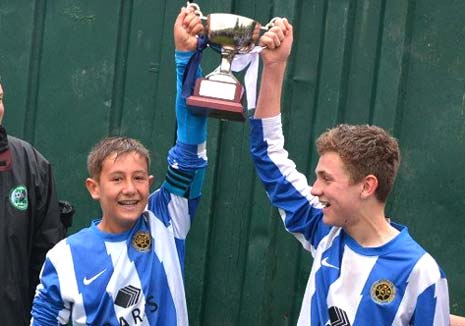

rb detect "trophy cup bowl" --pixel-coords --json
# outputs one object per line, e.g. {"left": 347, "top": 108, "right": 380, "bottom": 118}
{"left": 186, "top": 12, "right": 262, "bottom": 122}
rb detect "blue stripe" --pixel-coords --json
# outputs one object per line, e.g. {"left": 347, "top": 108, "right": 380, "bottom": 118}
{"left": 31, "top": 259, "right": 65, "bottom": 323}
{"left": 68, "top": 227, "right": 118, "bottom": 324}
{"left": 412, "top": 284, "right": 437, "bottom": 325}
{"left": 249, "top": 118, "right": 328, "bottom": 248}
{"left": 126, "top": 218, "right": 177, "bottom": 325}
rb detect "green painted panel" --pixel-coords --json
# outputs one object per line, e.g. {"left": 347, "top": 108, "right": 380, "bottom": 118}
{"left": 1, "top": 0, "right": 464, "bottom": 324}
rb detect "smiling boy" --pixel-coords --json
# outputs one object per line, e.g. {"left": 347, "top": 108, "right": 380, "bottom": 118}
{"left": 253, "top": 19, "right": 449, "bottom": 325}
{"left": 31, "top": 7, "right": 206, "bottom": 325}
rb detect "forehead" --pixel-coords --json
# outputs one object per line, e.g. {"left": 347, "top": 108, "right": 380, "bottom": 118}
{"left": 101, "top": 151, "right": 148, "bottom": 173}
{"left": 315, "top": 152, "right": 349, "bottom": 177}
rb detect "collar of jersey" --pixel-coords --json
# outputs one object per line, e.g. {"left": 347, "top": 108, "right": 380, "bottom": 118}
{"left": 343, "top": 222, "right": 409, "bottom": 256}
{"left": 90, "top": 218, "right": 139, "bottom": 241}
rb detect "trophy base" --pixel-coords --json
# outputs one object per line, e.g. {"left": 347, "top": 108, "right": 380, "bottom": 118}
{"left": 186, "top": 78, "right": 246, "bottom": 122}
{"left": 187, "top": 96, "right": 246, "bottom": 122}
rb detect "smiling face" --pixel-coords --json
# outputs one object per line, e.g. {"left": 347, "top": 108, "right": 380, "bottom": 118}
{"left": 86, "top": 151, "right": 154, "bottom": 233}
{"left": 311, "top": 151, "right": 364, "bottom": 227}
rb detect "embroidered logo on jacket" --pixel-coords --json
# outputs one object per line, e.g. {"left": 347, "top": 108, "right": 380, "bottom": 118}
{"left": 370, "top": 279, "right": 396, "bottom": 304}
{"left": 132, "top": 231, "right": 151, "bottom": 252}
{"left": 9, "top": 185, "right": 28, "bottom": 210}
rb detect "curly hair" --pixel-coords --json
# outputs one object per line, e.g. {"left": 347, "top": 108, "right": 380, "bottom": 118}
{"left": 315, "top": 124, "right": 400, "bottom": 202}
{"left": 87, "top": 137, "right": 150, "bottom": 181}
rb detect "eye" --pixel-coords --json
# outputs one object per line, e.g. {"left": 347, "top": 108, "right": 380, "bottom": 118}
{"left": 111, "top": 176, "right": 123, "bottom": 182}
{"left": 134, "top": 175, "right": 147, "bottom": 182}
{"left": 320, "top": 174, "right": 332, "bottom": 183}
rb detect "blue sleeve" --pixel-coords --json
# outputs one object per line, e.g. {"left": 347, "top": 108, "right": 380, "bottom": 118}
{"left": 160, "top": 51, "right": 208, "bottom": 199}
{"left": 175, "top": 50, "right": 207, "bottom": 145}
{"left": 249, "top": 115, "right": 329, "bottom": 251}
{"left": 31, "top": 258, "right": 67, "bottom": 325}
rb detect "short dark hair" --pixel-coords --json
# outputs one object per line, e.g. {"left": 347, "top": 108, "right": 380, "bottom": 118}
{"left": 87, "top": 137, "right": 150, "bottom": 180}
{"left": 316, "top": 124, "right": 400, "bottom": 202}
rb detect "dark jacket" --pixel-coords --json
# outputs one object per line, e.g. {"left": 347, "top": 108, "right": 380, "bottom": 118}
{"left": 0, "top": 126, "right": 65, "bottom": 325}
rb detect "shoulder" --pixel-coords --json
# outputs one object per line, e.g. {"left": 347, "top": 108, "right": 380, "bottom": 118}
{"left": 8, "top": 135, "right": 50, "bottom": 165}
{"left": 47, "top": 227, "right": 95, "bottom": 257}
{"left": 400, "top": 244, "right": 446, "bottom": 295}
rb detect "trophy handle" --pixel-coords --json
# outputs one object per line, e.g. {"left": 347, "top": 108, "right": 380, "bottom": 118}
{"left": 186, "top": 2, "right": 207, "bottom": 21}
{"left": 261, "top": 17, "right": 281, "bottom": 31}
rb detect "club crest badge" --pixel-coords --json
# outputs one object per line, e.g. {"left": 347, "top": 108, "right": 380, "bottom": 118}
{"left": 132, "top": 231, "right": 151, "bottom": 252}
{"left": 370, "top": 279, "right": 396, "bottom": 304}
{"left": 9, "top": 185, "right": 28, "bottom": 211}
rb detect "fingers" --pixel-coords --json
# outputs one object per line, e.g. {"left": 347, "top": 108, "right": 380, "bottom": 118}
{"left": 174, "top": 7, "right": 188, "bottom": 30}
{"left": 265, "top": 27, "right": 285, "bottom": 49}
{"left": 258, "top": 18, "right": 291, "bottom": 49}
{"left": 181, "top": 7, "right": 204, "bottom": 35}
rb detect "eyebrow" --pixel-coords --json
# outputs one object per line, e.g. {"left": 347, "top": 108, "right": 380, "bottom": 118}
{"left": 315, "top": 170, "right": 333, "bottom": 179}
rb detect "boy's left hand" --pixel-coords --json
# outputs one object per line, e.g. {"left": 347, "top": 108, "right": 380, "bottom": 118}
{"left": 174, "top": 6, "right": 204, "bottom": 52}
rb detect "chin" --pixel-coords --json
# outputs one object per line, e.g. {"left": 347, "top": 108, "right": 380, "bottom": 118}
{"left": 322, "top": 214, "right": 342, "bottom": 227}
{"left": 322, "top": 214, "right": 332, "bottom": 225}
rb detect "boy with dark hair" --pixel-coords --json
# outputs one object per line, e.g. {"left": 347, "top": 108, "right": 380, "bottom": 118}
{"left": 253, "top": 19, "right": 449, "bottom": 325}
{"left": 31, "top": 7, "right": 206, "bottom": 325}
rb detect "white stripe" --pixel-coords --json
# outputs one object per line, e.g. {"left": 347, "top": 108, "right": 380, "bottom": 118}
{"left": 104, "top": 241, "right": 149, "bottom": 326}
{"left": 392, "top": 253, "right": 444, "bottom": 325}
{"left": 148, "top": 210, "right": 188, "bottom": 325}
{"left": 327, "top": 245, "right": 378, "bottom": 324}
{"left": 49, "top": 240, "right": 85, "bottom": 325}
{"left": 167, "top": 194, "right": 191, "bottom": 240}
{"left": 297, "top": 227, "right": 341, "bottom": 326}
{"left": 196, "top": 141, "right": 207, "bottom": 161}
{"left": 262, "top": 116, "right": 323, "bottom": 250}
{"left": 261, "top": 116, "right": 315, "bottom": 205}
{"left": 434, "top": 278, "right": 449, "bottom": 326}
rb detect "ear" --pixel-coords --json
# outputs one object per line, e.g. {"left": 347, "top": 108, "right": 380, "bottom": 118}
{"left": 148, "top": 175, "right": 155, "bottom": 187}
{"left": 85, "top": 177, "right": 101, "bottom": 200}
{"left": 360, "top": 174, "right": 378, "bottom": 199}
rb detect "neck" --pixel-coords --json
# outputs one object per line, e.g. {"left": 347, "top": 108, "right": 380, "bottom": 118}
{"left": 344, "top": 203, "right": 399, "bottom": 247}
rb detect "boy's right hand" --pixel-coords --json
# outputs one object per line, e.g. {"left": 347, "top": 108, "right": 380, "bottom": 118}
{"left": 174, "top": 7, "right": 204, "bottom": 52}
{"left": 259, "top": 18, "right": 293, "bottom": 66}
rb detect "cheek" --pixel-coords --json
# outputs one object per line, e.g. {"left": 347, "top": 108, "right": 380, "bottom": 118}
{"left": 138, "top": 183, "right": 151, "bottom": 195}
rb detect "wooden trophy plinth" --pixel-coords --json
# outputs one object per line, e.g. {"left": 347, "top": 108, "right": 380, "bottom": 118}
{"left": 186, "top": 78, "right": 246, "bottom": 122}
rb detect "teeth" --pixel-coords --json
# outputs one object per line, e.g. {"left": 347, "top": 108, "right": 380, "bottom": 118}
{"left": 320, "top": 201, "right": 329, "bottom": 208}
{"left": 119, "top": 200, "right": 138, "bottom": 205}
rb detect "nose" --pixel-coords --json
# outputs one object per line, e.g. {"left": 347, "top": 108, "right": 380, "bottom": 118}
{"left": 310, "top": 179, "right": 322, "bottom": 197}
{"left": 122, "top": 179, "right": 136, "bottom": 194}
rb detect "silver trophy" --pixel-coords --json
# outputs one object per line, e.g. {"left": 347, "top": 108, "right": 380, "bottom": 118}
{"left": 186, "top": 3, "right": 277, "bottom": 122}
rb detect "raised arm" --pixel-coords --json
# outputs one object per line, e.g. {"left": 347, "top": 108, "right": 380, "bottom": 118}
{"left": 173, "top": 6, "right": 207, "bottom": 146}
{"left": 254, "top": 18, "right": 293, "bottom": 119}
{"left": 248, "top": 20, "right": 328, "bottom": 252}
{"left": 151, "top": 7, "right": 208, "bottom": 239}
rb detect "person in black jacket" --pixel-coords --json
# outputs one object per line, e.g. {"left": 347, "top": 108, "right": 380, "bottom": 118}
{"left": 0, "top": 82, "right": 66, "bottom": 325}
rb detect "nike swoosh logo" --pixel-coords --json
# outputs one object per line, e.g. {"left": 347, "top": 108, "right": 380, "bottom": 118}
{"left": 321, "top": 257, "right": 339, "bottom": 270}
{"left": 83, "top": 269, "right": 106, "bottom": 285}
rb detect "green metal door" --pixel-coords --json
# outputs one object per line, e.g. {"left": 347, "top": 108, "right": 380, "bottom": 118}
{"left": 1, "top": 0, "right": 464, "bottom": 324}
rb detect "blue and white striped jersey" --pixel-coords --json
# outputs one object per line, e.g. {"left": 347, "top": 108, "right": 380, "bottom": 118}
{"left": 249, "top": 115, "right": 449, "bottom": 326}
{"left": 31, "top": 51, "right": 208, "bottom": 326}
{"left": 31, "top": 178, "right": 203, "bottom": 325}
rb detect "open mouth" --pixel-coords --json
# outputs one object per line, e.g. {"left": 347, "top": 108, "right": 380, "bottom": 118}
{"left": 320, "top": 200, "right": 330, "bottom": 209}
{"left": 118, "top": 200, "right": 140, "bottom": 206}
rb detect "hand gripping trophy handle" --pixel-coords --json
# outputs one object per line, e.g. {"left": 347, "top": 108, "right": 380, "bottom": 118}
{"left": 185, "top": 2, "right": 279, "bottom": 122}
